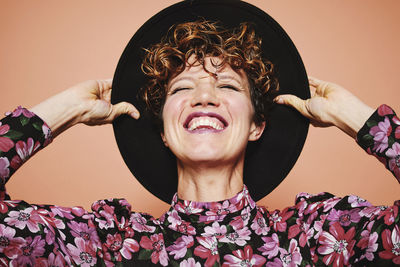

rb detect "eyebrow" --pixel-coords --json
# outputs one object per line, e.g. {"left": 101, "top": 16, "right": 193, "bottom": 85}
{"left": 216, "top": 74, "right": 243, "bottom": 85}
{"left": 168, "top": 76, "right": 195, "bottom": 86}
{"left": 170, "top": 74, "right": 243, "bottom": 84}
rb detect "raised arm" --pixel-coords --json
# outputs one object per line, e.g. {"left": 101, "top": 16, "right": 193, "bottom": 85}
{"left": 0, "top": 80, "right": 141, "bottom": 265}
{"left": 274, "top": 77, "right": 374, "bottom": 139}
{"left": 30, "top": 79, "right": 139, "bottom": 138}
{"left": 275, "top": 78, "right": 400, "bottom": 265}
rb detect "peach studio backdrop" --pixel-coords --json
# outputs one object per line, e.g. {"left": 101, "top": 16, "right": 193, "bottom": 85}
{"left": 0, "top": 1, "right": 399, "bottom": 218}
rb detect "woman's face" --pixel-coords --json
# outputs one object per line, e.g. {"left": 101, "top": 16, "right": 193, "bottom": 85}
{"left": 161, "top": 57, "right": 265, "bottom": 167}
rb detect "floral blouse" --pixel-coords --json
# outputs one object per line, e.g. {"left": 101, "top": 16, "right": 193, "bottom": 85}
{"left": 0, "top": 105, "right": 399, "bottom": 267}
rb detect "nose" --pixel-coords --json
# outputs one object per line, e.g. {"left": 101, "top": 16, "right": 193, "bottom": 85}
{"left": 190, "top": 84, "right": 221, "bottom": 108}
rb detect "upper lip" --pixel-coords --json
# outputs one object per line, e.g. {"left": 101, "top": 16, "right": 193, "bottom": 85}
{"left": 183, "top": 112, "right": 228, "bottom": 129}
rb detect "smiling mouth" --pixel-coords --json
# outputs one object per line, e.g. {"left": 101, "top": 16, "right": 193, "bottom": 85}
{"left": 184, "top": 112, "right": 228, "bottom": 132}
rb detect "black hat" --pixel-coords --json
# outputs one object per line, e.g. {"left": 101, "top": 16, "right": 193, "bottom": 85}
{"left": 111, "top": 0, "right": 309, "bottom": 203}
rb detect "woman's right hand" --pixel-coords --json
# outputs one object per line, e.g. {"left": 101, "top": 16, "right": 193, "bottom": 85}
{"left": 30, "top": 79, "right": 139, "bottom": 137}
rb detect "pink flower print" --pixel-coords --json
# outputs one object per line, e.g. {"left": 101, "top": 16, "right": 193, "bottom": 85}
{"left": 130, "top": 213, "right": 156, "bottom": 233}
{"left": 56, "top": 237, "right": 73, "bottom": 266}
{"left": 4, "top": 207, "right": 42, "bottom": 233}
{"left": 166, "top": 235, "right": 194, "bottom": 260}
{"left": 51, "top": 206, "right": 75, "bottom": 220}
{"left": 10, "top": 138, "right": 40, "bottom": 170}
{"left": 394, "top": 115, "right": 400, "bottom": 139}
{"left": 304, "top": 200, "right": 325, "bottom": 216}
{"left": 202, "top": 221, "right": 227, "bottom": 238}
{"left": 369, "top": 116, "right": 392, "bottom": 153}
{"left": 140, "top": 233, "right": 169, "bottom": 266}
{"left": 15, "top": 138, "right": 40, "bottom": 162}
{"left": 199, "top": 200, "right": 231, "bottom": 222}
{"left": 393, "top": 115, "right": 400, "bottom": 125}
{"left": 322, "top": 198, "right": 341, "bottom": 213}
{"left": 174, "top": 199, "right": 204, "bottom": 215}
{"left": 327, "top": 208, "right": 361, "bottom": 227}
{"left": 9, "top": 106, "right": 35, "bottom": 118}
{"left": 95, "top": 205, "right": 115, "bottom": 230}
{"left": 104, "top": 233, "right": 139, "bottom": 261}
{"left": 317, "top": 222, "right": 356, "bottom": 267}
{"left": 68, "top": 221, "right": 99, "bottom": 245}
{"left": 293, "top": 197, "right": 308, "bottom": 218}
{"left": 358, "top": 231, "right": 378, "bottom": 262}
{"left": 223, "top": 245, "right": 266, "bottom": 267}
{"left": 386, "top": 142, "right": 400, "bottom": 179}
{"left": 377, "top": 104, "right": 394, "bottom": 116}
{"left": 379, "top": 225, "right": 400, "bottom": 264}
{"left": 0, "top": 157, "right": 10, "bottom": 180}
{"left": 0, "top": 200, "right": 19, "bottom": 214}
{"left": 279, "top": 239, "right": 302, "bottom": 267}
{"left": 265, "top": 257, "right": 284, "bottom": 267}
{"left": 0, "top": 224, "right": 24, "bottom": 259}
{"left": 12, "top": 236, "right": 45, "bottom": 266}
{"left": 66, "top": 237, "right": 97, "bottom": 266}
{"left": 258, "top": 233, "right": 285, "bottom": 259}
{"left": 180, "top": 257, "right": 201, "bottom": 267}
{"left": 377, "top": 205, "right": 399, "bottom": 225}
{"left": 175, "top": 221, "right": 196, "bottom": 236}
{"left": 220, "top": 227, "right": 251, "bottom": 246}
{"left": 194, "top": 236, "right": 219, "bottom": 267}
{"left": 395, "top": 126, "right": 400, "bottom": 140}
{"left": 167, "top": 210, "right": 196, "bottom": 235}
{"left": 251, "top": 211, "right": 270, "bottom": 235}
{"left": 0, "top": 123, "right": 14, "bottom": 153}
{"left": 42, "top": 123, "right": 52, "bottom": 147}
{"left": 34, "top": 252, "right": 66, "bottom": 266}
{"left": 313, "top": 215, "right": 326, "bottom": 240}
{"left": 288, "top": 218, "right": 314, "bottom": 247}
{"left": 269, "top": 208, "right": 294, "bottom": 232}
{"left": 348, "top": 195, "right": 370, "bottom": 208}
{"left": 230, "top": 206, "right": 251, "bottom": 230}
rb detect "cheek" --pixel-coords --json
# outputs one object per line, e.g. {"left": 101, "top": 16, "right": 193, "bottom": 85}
{"left": 228, "top": 96, "right": 255, "bottom": 122}
{"left": 161, "top": 97, "right": 185, "bottom": 138}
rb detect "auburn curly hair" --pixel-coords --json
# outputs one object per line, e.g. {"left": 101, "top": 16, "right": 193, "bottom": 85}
{"left": 141, "top": 20, "right": 279, "bottom": 127}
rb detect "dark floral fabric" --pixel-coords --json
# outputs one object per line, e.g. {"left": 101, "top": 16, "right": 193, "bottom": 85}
{"left": 0, "top": 105, "right": 399, "bottom": 266}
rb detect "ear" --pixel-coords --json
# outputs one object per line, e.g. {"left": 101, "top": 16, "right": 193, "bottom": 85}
{"left": 160, "top": 132, "right": 169, "bottom": 147}
{"left": 248, "top": 121, "right": 266, "bottom": 141}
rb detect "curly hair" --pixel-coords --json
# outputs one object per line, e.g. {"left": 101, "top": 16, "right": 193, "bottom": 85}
{"left": 141, "top": 20, "right": 279, "bottom": 127}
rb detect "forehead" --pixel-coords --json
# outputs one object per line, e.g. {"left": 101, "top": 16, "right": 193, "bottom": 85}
{"left": 168, "top": 57, "right": 249, "bottom": 87}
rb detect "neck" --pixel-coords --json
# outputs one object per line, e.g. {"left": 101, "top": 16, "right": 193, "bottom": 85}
{"left": 176, "top": 157, "right": 244, "bottom": 202}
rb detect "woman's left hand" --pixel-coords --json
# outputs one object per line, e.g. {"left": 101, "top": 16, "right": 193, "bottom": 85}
{"left": 274, "top": 77, "right": 374, "bottom": 138}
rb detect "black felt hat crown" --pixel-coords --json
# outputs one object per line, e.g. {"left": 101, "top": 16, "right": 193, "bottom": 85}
{"left": 111, "top": 0, "right": 309, "bottom": 203}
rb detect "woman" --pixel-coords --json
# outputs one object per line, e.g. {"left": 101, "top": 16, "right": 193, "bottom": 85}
{"left": 1, "top": 1, "right": 399, "bottom": 266}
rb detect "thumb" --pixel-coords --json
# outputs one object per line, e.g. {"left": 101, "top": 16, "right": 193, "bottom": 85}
{"left": 275, "top": 94, "right": 312, "bottom": 119}
{"left": 110, "top": 102, "right": 140, "bottom": 121}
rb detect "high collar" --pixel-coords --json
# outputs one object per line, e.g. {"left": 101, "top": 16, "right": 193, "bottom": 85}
{"left": 162, "top": 185, "right": 258, "bottom": 235}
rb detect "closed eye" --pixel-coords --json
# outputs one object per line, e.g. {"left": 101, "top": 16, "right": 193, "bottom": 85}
{"left": 169, "top": 87, "right": 191, "bottom": 95}
{"left": 219, "top": 85, "right": 239, "bottom": 91}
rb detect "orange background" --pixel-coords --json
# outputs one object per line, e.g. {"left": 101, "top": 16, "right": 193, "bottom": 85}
{"left": 0, "top": 1, "right": 399, "bottom": 217}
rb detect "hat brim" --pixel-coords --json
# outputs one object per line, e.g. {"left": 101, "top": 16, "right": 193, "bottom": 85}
{"left": 111, "top": 0, "right": 309, "bottom": 203}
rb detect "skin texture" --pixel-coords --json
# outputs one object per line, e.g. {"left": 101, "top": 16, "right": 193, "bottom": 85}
{"left": 30, "top": 79, "right": 139, "bottom": 138}
{"left": 275, "top": 77, "right": 374, "bottom": 139}
{"left": 162, "top": 58, "right": 265, "bottom": 201}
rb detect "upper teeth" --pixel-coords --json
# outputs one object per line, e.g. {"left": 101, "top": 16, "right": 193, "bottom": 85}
{"left": 188, "top": 118, "right": 223, "bottom": 131}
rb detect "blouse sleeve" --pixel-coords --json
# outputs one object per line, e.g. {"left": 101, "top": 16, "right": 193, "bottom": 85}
{"left": 301, "top": 104, "right": 400, "bottom": 266}
{"left": 357, "top": 104, "right": 400, "bottom": 184}
{"left": 0, "top": 107, "right": 103, "bottom": 266}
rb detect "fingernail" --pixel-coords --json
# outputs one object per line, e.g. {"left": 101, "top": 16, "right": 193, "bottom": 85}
{"left": 131, "top": 111, "right": 139, "bottom": 119}
{"left": 275, "top": 97, "right": 283, "bottom": 104}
